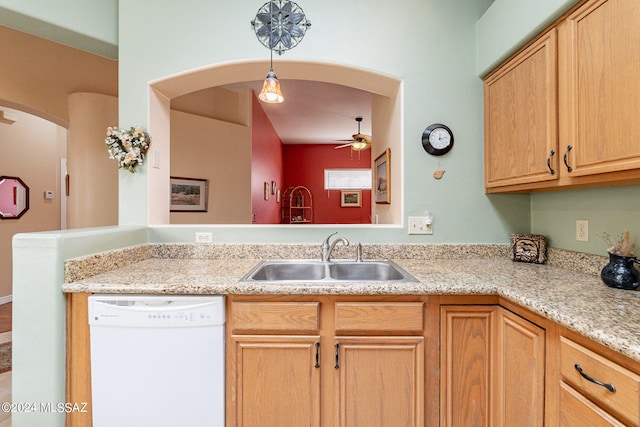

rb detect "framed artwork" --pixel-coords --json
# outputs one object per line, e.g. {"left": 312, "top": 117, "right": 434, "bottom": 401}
{"left": 170, "top": 177, "right": 208, "bottom": 212}
{"left": 374, "top": 148, "right": 391, "bottom": 204}
{"left": 340, "top": 190, "right": 361, "bottom": 207}
{"left": 264, "top": 182, "right": 270, "bottom": 201}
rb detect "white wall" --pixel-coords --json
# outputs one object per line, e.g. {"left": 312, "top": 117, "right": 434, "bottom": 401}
{"left": 170, "top": 110, "right": 252, "bottom": 224}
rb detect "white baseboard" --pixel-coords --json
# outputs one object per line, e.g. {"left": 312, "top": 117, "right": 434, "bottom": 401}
{"left": 0, "top": 296, "right": 12, "bottom": 305}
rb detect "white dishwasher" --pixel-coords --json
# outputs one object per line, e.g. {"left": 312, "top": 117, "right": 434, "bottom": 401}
{"left": 88, "top": 295, "right": 225, "bottom": 427}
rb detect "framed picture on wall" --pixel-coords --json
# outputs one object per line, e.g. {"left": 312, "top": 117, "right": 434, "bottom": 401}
{"left": 170, "top": 177, "right": 208, "bottom": 212}
{"left": 340, "top": 190, "right": 361, "bottom": 207}
{"left": 374, "top": 148, "right": 391, "bottom": 204}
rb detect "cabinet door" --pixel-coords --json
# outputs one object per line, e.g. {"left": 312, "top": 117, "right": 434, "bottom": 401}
{"left": 484, "top": 29, "right": 558, "bottom": 191}
{"left": 493, "top": 308, "right": 545, "bottom": 427}
{"left": 334, "top": 336, "right": 424, "bottom": 427}
{"left": 229, "top": 335, "right": 321, "bottom": 427}
{"left": 562, "top": 0, "right": 640, "bottom": 177}
{"left": 440, "top": 306, "right": 495, "bottom": 427}
{"left": 441, "top": 306, "right": 545, "bottom": 427}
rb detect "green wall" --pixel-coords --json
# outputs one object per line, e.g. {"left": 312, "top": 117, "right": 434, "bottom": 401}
{"left": 476, "top": 0, "right": 579, "bottom": 76}
{"left": 532, "top": 186, "right": 640, "bottom": 256}
{"left": 117, "top": 0, "right": 531, "bottom": 243}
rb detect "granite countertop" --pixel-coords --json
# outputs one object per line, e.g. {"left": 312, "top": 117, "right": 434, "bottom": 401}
{"left": 62, "top": 243, "right": 640, "bottom": 363}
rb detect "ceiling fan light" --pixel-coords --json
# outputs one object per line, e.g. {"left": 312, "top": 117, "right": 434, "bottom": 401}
{"left": 259, "top": 71, "right": 284, "bottom": 103}
{"left": 351, "top": 141, "right": 369, "bottom": 151}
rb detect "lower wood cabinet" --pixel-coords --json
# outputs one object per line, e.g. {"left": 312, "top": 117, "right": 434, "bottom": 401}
{"left": 67, "top": 293, "right": 640, "bottom": 427}
{"left": 334, "top": 336, "right": 423, "bottom": 427}
{"left": 559, "top": 334, "right": 640, "bottom": 426}
{"left": 231, "top": 335, "right": 321, "bottom": 427}
{"left": 440, "top": 305, "right": 545, "bottom": 427}
{"left": 227, "top": 296, "right": 427, "bottom": 427}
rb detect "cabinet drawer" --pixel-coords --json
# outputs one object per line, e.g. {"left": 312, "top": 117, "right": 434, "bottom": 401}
{"left": 560, "top": 382, "right": 625, "bottom": 427}
{"left": 335, "top": 302, "right": 423, "bottom": 333}
{"left": 231, "top": 302, "right": 319, "bottom": 333}
{"left": 560, "top": 336, "right": 640, "bottom": 426}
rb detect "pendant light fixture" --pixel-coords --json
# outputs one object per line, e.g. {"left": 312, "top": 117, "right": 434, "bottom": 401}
{"left": 258, "top": 1, "right": 284, "bottom": 103}
{"left": 252, "top": 1, "right": 311, "bottom": 103}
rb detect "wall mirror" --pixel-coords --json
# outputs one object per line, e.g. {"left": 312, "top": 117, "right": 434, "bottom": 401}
{"left": 0, "top": 176, "right": 29, "bottom": 219}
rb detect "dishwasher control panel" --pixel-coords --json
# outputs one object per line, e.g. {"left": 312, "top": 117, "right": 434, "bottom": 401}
{"left": 88, "top": 295, "right": 225, "bottom": 328}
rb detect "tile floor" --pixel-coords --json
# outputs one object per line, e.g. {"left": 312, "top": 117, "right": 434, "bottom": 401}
{"left": 0, "top": 370, "right": 9, "bottom": 427}
{"left": 0, "top": 303, "right": 11, "bottom": 427}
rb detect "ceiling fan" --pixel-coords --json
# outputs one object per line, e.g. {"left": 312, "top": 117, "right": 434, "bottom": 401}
{"left": 335, "top": 117, "right": 371, "bottom": 151}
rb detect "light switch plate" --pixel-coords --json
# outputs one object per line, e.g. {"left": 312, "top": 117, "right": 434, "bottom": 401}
{"left": 408, "top": 216, "right": 433, "bottom": 235}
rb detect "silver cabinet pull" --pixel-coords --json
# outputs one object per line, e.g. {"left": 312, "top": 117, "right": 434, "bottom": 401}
{"left": 315, "top": 342, "right": 320, "bottom": 368}
{"left": 334, "top": 343, "right": 340, "bottom": 369}
{"left": 574, "top": 364, "right": 616, "bottom": 392}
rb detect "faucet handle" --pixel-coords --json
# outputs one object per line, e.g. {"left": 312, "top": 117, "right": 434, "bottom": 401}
{"left": 356, "top": 243, "right": 363, "bottom": 262}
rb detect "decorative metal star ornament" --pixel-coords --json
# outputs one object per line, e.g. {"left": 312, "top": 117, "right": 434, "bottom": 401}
{"left": 251, "top": 0, "right": 311, "bottom": 55}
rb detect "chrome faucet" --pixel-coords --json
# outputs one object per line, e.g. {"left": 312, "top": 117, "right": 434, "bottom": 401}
{"left": 321, "top": 232, "right": 349, "bottom": 262}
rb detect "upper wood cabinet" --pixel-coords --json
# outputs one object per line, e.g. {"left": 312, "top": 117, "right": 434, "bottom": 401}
{"left": 484, "top": 0, "right": 640, "bottom": 192}
{"left": 560, "top": 0, "right": 640, "bottom": 178}
{"left": 484, "top": 29, "right": 558, "bottom": 190}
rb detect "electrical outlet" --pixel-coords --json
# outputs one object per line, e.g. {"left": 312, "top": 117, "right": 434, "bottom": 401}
{"left": 576, "top": 220, "right": 588, "bottom": 242}
{"left": 408, "top": 216, "right": 433, "bottom": 235}
{"left": 195, "top": 232, "right": 213, "bottom": 243}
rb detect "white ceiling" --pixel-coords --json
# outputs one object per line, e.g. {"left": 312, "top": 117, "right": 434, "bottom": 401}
{"left": 226, "top": 79, "right": 372, "bottom": 145}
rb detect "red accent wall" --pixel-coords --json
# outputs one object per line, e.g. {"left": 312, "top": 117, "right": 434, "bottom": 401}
{"left": 283, "top": 144, "right": 371, "bottom": 224}
{"left": 251, "top": 95, "right": 284, "bottom": 224}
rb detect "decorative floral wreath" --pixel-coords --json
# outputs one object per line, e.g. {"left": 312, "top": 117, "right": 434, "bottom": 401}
{"left": 105, "top": 126, "right": 151, "bottom": 173}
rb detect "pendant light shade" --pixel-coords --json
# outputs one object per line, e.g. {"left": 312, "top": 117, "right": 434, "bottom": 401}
{"left": 259, "top": 70, "right": 284, "bottom": 103}
{"left": 256, "top": 0, "right": 284, "bottom": 104}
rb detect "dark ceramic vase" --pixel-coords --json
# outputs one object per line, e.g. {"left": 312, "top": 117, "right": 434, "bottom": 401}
{"left": 600, "top": 253, "right": 640, "bottom": 290}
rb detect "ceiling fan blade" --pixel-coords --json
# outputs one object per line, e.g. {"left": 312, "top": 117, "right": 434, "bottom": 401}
{"left": 334, "top": 143, "right": 354, "bottom": 149}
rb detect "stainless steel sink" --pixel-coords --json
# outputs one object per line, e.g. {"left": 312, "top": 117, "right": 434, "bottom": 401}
{"left": 241, "top": 259, "right": 417, "bottom": 283}
{"left": 247, "top": 261, "right": 327, "bottom": 281}
{"left": 328, "top": 261, "right": 407, "bottom": 281}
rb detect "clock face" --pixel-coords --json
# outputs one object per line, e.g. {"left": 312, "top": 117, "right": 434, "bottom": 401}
{"left": 428, "top": 128, "right": 451, "bottom": 149}
{"left": 422, "top": 124, "right": 454, "bottom": 156}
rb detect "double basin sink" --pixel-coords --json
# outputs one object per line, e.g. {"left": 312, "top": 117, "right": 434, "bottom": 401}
{"left": 241, "top": 259, "right": 417, "bottom": 283}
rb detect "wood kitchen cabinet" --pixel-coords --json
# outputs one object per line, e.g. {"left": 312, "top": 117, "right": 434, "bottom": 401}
{"left": 227, "top": 300, "right": 321, "bottom": 426}
{"left": 558, "top": 0, "right": 640, "bottom": 180}
{"left": 484, "top": 0, "right": 640, "bottom": 193}
{"left": 227, "top": 297, "right": 427, "bottom": 427}
{"left": 440, "top": 305, "right": 545, "bottom": 427}
{"left": 558, "top": 332, "right": 640, "bottom": 426}
{"left": 231, "top": 335, "right": 321, "bottom": 426}
{"left": 484, "top": 29, "right": 558, "bottom": 190}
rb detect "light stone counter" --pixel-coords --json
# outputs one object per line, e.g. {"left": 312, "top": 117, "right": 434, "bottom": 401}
{"left": 62, "top": 243, "right": 640, "bottom": 363}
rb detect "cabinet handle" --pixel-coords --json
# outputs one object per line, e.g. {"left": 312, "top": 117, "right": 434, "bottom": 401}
{"left": 574, "top": 364, "right": 616, "bottom": 392}
{"left": 334, "top": 343, "right": 340, "bottom": 369}
{"left": 547, "top": 150, "right": 556, "bottom": 175}
{"left": 315, "top": 342, "right": 320, "bottom": 368}
{"left": 563, "top": 145, "right": 573, "bottom": 172}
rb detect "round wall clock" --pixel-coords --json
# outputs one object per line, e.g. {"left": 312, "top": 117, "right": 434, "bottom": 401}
{"left": 422, "top": 123, "right": 454, "bottom": 156}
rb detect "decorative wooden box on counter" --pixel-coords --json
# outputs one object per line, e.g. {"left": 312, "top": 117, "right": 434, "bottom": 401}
{"left": 63, "top": 243, "right": 640, "bottom": 426}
